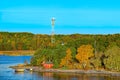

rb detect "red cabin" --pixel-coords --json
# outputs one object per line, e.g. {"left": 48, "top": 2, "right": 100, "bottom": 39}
{"left": 42, "top": 62, "right": 53, "bottom": 69}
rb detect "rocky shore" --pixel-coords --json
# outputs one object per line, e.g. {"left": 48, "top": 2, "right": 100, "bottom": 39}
{"left": 32, "top": 67, "right": 120, "bottom": 76}
{"left": 10, "top": 65, "right": 120, "bottom": 76}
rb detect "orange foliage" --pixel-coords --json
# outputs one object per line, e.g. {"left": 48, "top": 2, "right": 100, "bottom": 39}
{"left": 76, "top": 45, "right": 94, "bottom": 69}
{"left": 60, "top": 48, "right": 72, "bottom": 67}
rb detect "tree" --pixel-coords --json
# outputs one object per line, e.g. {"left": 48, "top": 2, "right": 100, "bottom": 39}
{"left": 60, "top": 48, "right": 72, "bottom": 68}
{"left": 11, "top": 40, "right": 16, "bottom": 50}
{"left": 31, "top": 44, "right": 68, "bottom": 68}
{"left": 76, "top": 45, "right": 94, "bottom": 69}
{"left": 104, "top": 45, "right": 120, "bottom": 71}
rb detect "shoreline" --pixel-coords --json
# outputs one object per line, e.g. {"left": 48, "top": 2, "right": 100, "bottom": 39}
{"left": 33, "top": 68, "right": 120, "bottom": 76}
{"left": 0, "top": 50, "right": 35, "bottom": 56}
{"left": 10, "top": 65, "right": 120, "bottom": 76}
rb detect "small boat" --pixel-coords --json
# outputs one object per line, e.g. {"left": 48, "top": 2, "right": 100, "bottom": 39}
{"left": 26, "top": 68, "right": 33, "bottom": 71}
{"left": 15, "top": 68, "right": 25, "bottom": 72}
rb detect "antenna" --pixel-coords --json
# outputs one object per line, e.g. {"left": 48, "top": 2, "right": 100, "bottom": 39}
{"left": 51, "top": 17, "right": 55, "bottom": 44}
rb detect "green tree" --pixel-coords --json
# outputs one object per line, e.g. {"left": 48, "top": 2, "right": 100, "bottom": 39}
{"left": 104, "top": 45, "right": 120, "bottom": 71}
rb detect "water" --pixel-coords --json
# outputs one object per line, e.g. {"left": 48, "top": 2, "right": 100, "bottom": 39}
{"left": 0, "top": 55, "right": 120, "bottom": 80}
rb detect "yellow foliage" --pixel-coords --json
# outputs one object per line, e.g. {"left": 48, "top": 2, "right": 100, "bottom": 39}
{"left": 76, "top": 44, "right": 94, "bottom": 69}
{"left": 60, "top": 48, "right": 72, "bottom": 67}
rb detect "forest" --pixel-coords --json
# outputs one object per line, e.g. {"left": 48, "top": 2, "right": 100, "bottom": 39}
{"left": 0, "top": 32, "right": 120, "bottom": 71}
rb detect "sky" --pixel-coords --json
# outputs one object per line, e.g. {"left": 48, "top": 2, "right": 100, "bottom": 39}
{"left": 0, "top": 0, "right": 120, "bottom": 34}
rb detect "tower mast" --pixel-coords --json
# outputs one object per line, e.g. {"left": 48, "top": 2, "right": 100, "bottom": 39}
{"left": 51, "top": 17, "right": 55, "bottom": 44}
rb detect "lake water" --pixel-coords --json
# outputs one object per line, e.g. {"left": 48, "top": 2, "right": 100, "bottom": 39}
{"left": 0, "top": 55, "right": 120, "bottom": 80}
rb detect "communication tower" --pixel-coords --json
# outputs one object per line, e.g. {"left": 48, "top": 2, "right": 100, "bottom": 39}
{"left": 51, "top": 17, "right": 55, "bottom": 44}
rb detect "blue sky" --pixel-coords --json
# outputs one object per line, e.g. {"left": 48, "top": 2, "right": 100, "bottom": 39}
{"left": 0, "top": 0, "right": 120, "bottom": 34}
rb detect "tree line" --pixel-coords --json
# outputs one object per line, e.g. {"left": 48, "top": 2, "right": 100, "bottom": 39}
{"left": 0, "top": 32, "right": 120, "bottom": 52}
{"left": 0, "top": 32, "right": 120, "bottom": 71}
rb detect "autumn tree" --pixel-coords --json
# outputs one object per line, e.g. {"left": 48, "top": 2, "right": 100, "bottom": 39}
{"left": 76, "top": 45, "right": 94, "bottom": 69}
{"left": 104, "top": 45, "right": 120, "bottom": 71}
{"left": 60, "top": 48, "right": 72, "bottom": 68}
{"left": 90, "top": 51, "right": 103, "bottom": 70}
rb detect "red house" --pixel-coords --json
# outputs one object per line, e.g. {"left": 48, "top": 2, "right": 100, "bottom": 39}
{"left": 42, "top": 61, "right": 53, "bottom": 69}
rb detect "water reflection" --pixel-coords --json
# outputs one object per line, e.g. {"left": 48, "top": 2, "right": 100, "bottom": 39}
{"left": 37, "top": 72, "right": 54, "bottom": 80}
{"left": 37, "top": 72, "right": 120, "bottom": 80}
{"left": 14, "top": 71, "right": 25, "bottom": 74}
